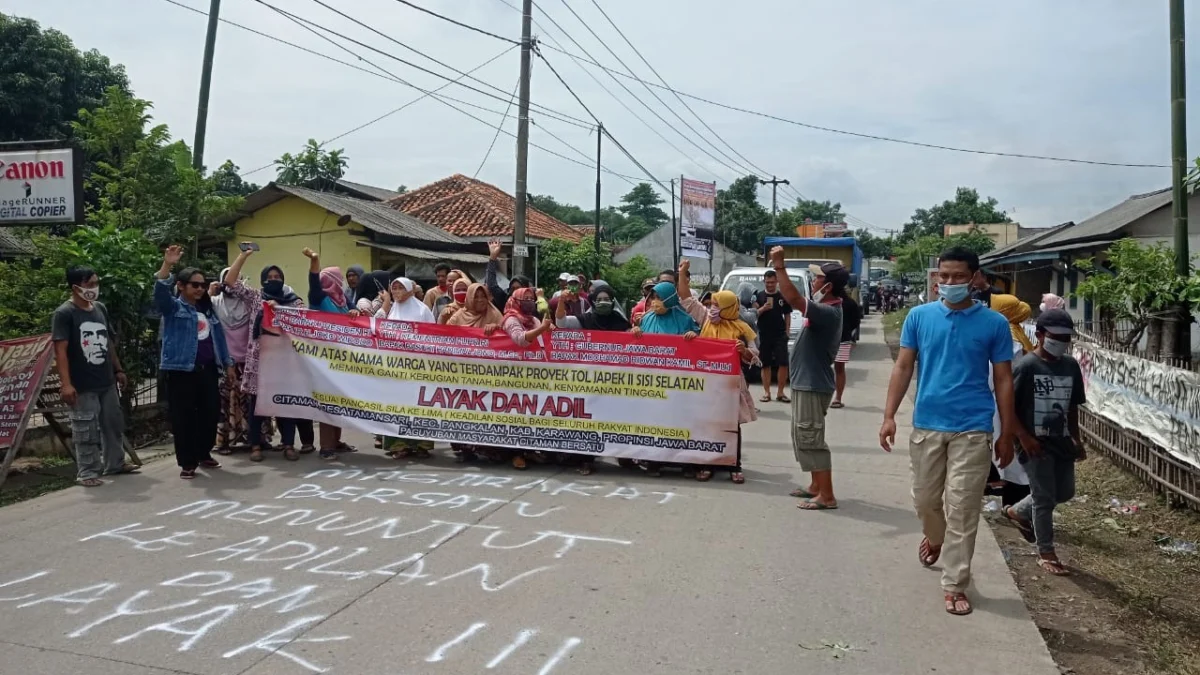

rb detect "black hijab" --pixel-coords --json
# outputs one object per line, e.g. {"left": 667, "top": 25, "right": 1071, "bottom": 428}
{"left": 580, "top": 284, "right": 630, "bottom": 332}
{"left": 355, "top": 271, "right": 391, "bottom": 304}
{"left": 255, "top": 265, "right": 301, "bottom": 338}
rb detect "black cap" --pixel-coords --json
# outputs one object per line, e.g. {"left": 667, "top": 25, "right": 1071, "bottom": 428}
{"left": 1036, "top": 308, "right": 1075, "bottom": 336}
{"left": 809, "top": 262, "right": 850, "bottom": 290}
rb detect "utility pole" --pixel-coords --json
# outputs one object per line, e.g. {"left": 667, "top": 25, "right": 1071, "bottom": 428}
{"left": 192, "top": 0, "right": 222, "bottom": 171}
{"left": 1170, "top": 0, "right": 1191, "bottom": 360}
{"left": 758, "top": 176, "right": 790, "bottom": 230}
{"left": 511, "top": 0, "right": 534, "bottom": 279}
{"left": 594, "top": 124, "right": 602, "bottom": 279}
{"left": 670, "top": 178, "right": 678, "bottom": 264}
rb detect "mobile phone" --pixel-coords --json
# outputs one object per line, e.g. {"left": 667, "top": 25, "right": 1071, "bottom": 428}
{"left": 239, "top": 242, "right": 260, "bottom": 252}
{"left": 567, "top": 281, "right": 580, "bottom": 292}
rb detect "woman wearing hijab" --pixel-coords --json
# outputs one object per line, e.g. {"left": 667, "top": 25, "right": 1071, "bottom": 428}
{"left": 444, "top": 283, "right": 504, "bottom": 463}
{"left": 438, "top": 278, "right": 471, "bottom": 324}
{"left": 223, "top": 246, "right": 311, "bottom": 462}
{"left": 344, "top": 265, "right": 365, "bottom": 307}
{"left": 1040, "top": 293, "right": 1066, "bottom": 313}
{"left": 988, "top": 294, "right": 1034, "bottom": 506}
{"left": 677, "top": 266, "right": 757, "bottom": 483}
{"left": 376, "top": 277, "right": 437, "bottom": 459}
{"left": 302, "top": 247, "right": 358, "bottom": 459}
{"left": 495, "top": 287, "right": 553, "bottom": 470}
{"left": 211, "top": 265, "right": 255, "bottom": 455}
{"left": 354, "top": 270, "right": 392, "bottom": 315}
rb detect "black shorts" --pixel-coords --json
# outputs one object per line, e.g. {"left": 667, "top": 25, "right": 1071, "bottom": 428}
{"left": 759, "top": 333, "right": 789, "bottom": 368}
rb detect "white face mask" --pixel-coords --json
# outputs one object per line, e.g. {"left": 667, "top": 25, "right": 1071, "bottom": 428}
{"left": 74, "top": 285, "right": 100, "bottom": 302}
{"left": 1038, "top": 302, "right": 1047, "bottom": 313}
{"left": 812, "top": 283, "right": 830, "bottom": 304}
{"left": 1042, "top": 336, "right": 1069, "bottom": 358}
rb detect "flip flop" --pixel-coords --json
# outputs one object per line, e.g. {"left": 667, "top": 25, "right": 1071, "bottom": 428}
{"left": 797, "top": 499, "right": 837, "bottom": 510}
{"left": 1004, "top": 507, "right": 1036, "bottom": 544}
{"left": 829, "top": 401, "right": 845, "bottom": 409}
{"left": 789, "top": 487, "right": 816, "bottom": 498}
{"left": 759, "top": 395, "right": 772, "bottom": 403}
{"left": 945, "top": 592, "right": 973, "bottom": 616}
{"left": 776, "top": 394, "right": 791, "bottom": 404}
{"left": 78, "top": 477, "right": 104, "bottom": 488}
{"left": 117, "top": 463, "right": 142, "bottom": 474}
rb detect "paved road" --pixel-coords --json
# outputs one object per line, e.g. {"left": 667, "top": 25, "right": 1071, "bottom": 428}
{"left": 0, "top": 316, "right": 1058, "bottom": 675}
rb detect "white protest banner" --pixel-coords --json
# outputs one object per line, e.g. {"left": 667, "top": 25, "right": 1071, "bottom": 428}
{"left": 256, "top": 307, "right": 743, "bottom": 465}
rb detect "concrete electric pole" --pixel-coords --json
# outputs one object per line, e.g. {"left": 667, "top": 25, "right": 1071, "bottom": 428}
{"left": 511, "top": 0, "right": 534, "bottom": 278}
{"left": 192, "top": 0, "right": 222, "bottom": 172}
{"left": 1170, "top": 0, "right": 1191, "bottom": 360}
{"left": 758, "top": 176, "right": 790, "bottom": 230}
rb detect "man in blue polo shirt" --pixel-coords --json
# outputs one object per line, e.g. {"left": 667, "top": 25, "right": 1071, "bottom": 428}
{"left": 879, "top": 247, "right": 1020, "bottom": 617}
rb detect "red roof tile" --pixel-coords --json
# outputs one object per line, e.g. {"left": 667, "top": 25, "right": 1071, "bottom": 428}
{"left": 387, "top": 174, "right": 583, "bottom": 243}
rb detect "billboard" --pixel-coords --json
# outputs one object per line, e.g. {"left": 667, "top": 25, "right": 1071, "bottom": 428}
{"left": 0, "top": 146, "right": 84, "bottom": 225}
{"left": 679, "top": 177, "right": 715, "bottom": 261}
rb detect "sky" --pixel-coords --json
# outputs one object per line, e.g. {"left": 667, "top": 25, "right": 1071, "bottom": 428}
{"left": 8, "top": 0, "right": 1195, "bottom": 234}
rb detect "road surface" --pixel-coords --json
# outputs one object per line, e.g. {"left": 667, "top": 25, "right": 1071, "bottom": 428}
{"left": 0, "top": 316, "right": 1058, "bottom": 675}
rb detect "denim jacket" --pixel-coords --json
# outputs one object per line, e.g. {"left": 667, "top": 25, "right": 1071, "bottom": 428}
{"left": 154, "top": 278, "right": 232, "bottom": 371}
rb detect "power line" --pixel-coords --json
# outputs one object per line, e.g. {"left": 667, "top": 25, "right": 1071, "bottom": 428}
{"left": 385, "top": 0, "right": 520, "bottom": 45}
{"left": 475, "top": 76, "right": 520, "bottom": 178}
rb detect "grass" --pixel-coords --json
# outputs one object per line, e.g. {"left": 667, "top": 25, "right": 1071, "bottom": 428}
{"left": 0, "top": 474, "right": 75, "bottom": 508}
{"left": 881, "top": 305, "right": 910, "bottom": 338}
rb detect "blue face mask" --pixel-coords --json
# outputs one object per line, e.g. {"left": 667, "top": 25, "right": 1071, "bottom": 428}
{"left": 939, "top": 283, "right": 971, "bottom": 304}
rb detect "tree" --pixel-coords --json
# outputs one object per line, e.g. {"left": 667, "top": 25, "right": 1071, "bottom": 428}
{"left": 0, "top": 14, "right": 131, "bottom": 142}
{"left": 715, "top": 175, "right": 771, "bottom": 253}
{"left": 892, "top": 228, "right": 995, "bottom": 276}
{"left": 536, "top": 235, "right": 653, "bottom": 310}
{"left": 528, "top": 194, "right": 592, "bottom": 226}
{"left": 775, "top": 198, "right": 846, "bottom": 233}
{"left": 275, "top": 139, "right": 348, "bottom": 187}
{"left": 617, "top": 183, "right": 667, "bottom": 229}
{"left": 902, "top": 187, "right": 1008, "bottom": 240}
{"left": 208, "top": 160, "right": 260, "bottom": 197}
{"left": 854, "top": 229, "right": 894, "bottom": 259}
{"left": 396, "top": 184, "right": 408, "bottom": 194}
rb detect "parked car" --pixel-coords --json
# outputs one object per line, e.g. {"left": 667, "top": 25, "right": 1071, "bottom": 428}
{"left": 718, "top": 266, "right": 813, "bottom": 382}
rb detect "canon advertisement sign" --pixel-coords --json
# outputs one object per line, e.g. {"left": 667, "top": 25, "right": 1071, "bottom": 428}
{"left": 0, "top": 146, "right": 84, "bottom": 225}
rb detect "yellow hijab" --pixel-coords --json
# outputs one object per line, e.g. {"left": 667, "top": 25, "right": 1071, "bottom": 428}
{"left": 701, "top": 290, "right": 757, "bottom": 343}
{"left": 991, "top": 293, "right": 1034, "bottom": 353}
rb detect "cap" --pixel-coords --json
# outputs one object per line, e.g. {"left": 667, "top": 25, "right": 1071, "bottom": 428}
{"left": 641, "top": 278, "right": 656, "bottom": 290}
{"left": 558, "top": 272, "right": 575, "bottom": 282}
{"left": 809, "top": 262, "right": 850, "bottom": 289}
{"left": 1036, "top": 308, "right": 1075, "bottom": 336}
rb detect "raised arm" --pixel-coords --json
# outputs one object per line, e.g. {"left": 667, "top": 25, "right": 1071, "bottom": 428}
{"left": 303, "top": 247, "right": 325, "bottom": 307}
{"left": 767, "top": 246, "right": 807, "bottom": 314}
{"left": 225, "top": 243, "right": 255, "bottom": 287}
{"left": 676, "top": 259, "right": 693, "bottom": 300}
{"left": 153, "top": 245, "right": 184, "bottom": 315}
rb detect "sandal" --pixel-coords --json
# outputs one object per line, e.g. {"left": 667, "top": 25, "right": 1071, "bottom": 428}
{"left": 387, "top": 448, "right": 414, "bottom": 459}
{"left": 944, "top": 592, "right": 973, "bottom": 616}
{"left": 731, "top": 471, "right": 745, "bottom": 484}
{"left": 789, "top": 487, "right": 816, "bottom": 498}
{"left": 283, "top": 446, "right": 299, "bottom": 461}
{"left": 829, "top": 401, "right": 844, "bottom": 409}
{"left": 249, "top": 448, "right": 264, "bottom": 462}
{"left": 512, "top": 456, "right": 528, "bottom": 470}
{"left": 319, "top": 449, "right": 338, "bottom": 461}
{"left": 78, "top": 477, "right": 104, "bottom": 488}
{"left": 299, "top": 444, "right": 316, "bottom": 455}
{"left": 776, "top": 394, "right": 791, "bottom": 404}
{"left": 577, "top": 462, "right": 595, "bottom": 476}
{"left": 336, "top": 442, "right": 358, "bottom": 454}
{"left": 199, "top": 459, "right": 222, "bottom": 469}
{"left": 797, "top": 499, "right": 838, "bottom": 510}
{"left": 117, "top": 463, "right": 141, "bottom": 474}
{"left": 1004, "top": 507, "right": 1036, "bottom": 544}
{"left": 695, "top": 469, "right": 713, "bottom": 482}
{"left": 759, "top": 394, "right": 772, "bottom": 403}
{"left": 918, "top": 537, "right": 942, "bottom": 567}
{"left": 215, "top": 446, "right": 234, "bottom": 456}
{"left": 180, "top": 469, "right": 196, "bottom": 480}
{"left": 1037, "top": 557, "right": 1070, "bottom": 576}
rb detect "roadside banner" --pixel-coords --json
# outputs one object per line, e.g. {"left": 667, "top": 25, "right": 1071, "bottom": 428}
{"left": 680, "top": 177, "right": 715, "bottom": 261}
{"left": 1073, "top": 340, "right": 1200, "bottom": 470}
{"left": 0, "top": 334, "right": 54, "bottom": 451}
{"left": 256, "top": 307, "right": 743, "bottom": 465}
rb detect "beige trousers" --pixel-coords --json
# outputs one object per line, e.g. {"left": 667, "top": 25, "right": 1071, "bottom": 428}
{"left": 909, "top": 428, "right": 993, "bottom": 593}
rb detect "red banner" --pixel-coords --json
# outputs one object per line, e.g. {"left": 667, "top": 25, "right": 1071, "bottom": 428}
{"left": 0, "top": 334, "right": 54, "bottom": 450}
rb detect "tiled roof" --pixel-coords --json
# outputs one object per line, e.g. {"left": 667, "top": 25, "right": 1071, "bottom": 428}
{"left": 222, "top": 183, "right": 468, "bottom": 245}
{"left": 387, "top": 174, "right": 583, "bottom": 243}
{"left": 0, "top": 229, "right": 34, "bottom": 257}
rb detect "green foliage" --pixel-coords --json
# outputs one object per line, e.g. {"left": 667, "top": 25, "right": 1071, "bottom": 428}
{"left": 208, "top": 160, "right": 260, "bottom": 197}
{"left": 616, "top": 183, "right": 668, "bottom": 230}
{"left": 1075, "top": 239, "right": 1200, "bottom": 345}
{"left": 775, "top": 199, "right": 846, "bottom": 235}
{"left": 0, "top": 13, "right": 130, "bottom": 142}
{"left": 715, "top": 175, "right": 771, "bottom": 253}
{"left": 901, "top": 187, "right": 1008, "bottom": 240}
{"left": 893, "top": 229, "right": 995, "bottom": 276}
{"left": 855, "top": 229, "right": 894, "bottom": 259}
{"left": 601, "top": 255, "right": 656, "bottom": 310}
{"left": 529, "top": 189, "right": 662, "bottom": 245}
{"left": 275, "top": 139, "right": 347, "bottom": 187}
{"left": 535, "top": 236, "right": 653, "bottom": 308}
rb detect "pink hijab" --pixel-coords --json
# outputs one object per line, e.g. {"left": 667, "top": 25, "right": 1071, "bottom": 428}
{"left": 320, "top": 267, "right": 347, "bottom": 308}
{"left": 1040, "top": 293, "right": 1065, "bottom": 311}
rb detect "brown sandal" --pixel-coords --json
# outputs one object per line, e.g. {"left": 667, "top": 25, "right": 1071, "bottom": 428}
{"left": 282, "top": 446, "right": 299, "bottom": 461}
{"left": 78, "top": 477, "right": 103, "bottom": 487}
{"left": 919, "top": 537, "right": 942, "bottom": 567}
{"left": 249, "top": 448, "right": 264, "bottom": 462}
{"left": 1037, "top": 557, "right": 1070, "bottom": 576}
{"left": 944, "top": 592, "right": 973, "bottom": 616}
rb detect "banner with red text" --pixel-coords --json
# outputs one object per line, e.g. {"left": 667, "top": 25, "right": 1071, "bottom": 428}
{"left": 0, "top": 334, "right": 54, "bottom": 450}
{"left": 256, "top": 307, "right": 743, "bottom": 465}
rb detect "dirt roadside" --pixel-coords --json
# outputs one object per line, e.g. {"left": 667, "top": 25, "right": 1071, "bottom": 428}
{"left": 881, "top": 311, "right": 1200, "bottom": 675}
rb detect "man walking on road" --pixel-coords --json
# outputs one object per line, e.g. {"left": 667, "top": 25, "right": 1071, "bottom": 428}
{"left": 879, "top": 247, "right": 1019, "bottom": 616}
{"left": 755, "top": 269, "right": 792, "bottom": 403}
{"left": 767, "top": 247, "right": 844, "bottom": 511}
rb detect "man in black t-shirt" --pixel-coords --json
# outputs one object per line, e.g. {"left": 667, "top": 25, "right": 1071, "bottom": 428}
{"left": 755, "top": 270, "right": 792, "bottom": 403}
{"left": 51, "top": 266, "right": 133, "bottom": 487}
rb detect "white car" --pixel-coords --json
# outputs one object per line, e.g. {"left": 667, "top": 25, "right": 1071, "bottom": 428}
{"left": 719, "top": 266, "right": 813, "bottom": 352}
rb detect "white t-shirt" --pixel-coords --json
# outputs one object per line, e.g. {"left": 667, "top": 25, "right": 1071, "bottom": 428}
{"left": 992, "top": 340, "right": 1029, "bottom": 485}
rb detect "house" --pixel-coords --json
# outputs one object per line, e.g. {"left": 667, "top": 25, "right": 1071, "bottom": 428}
{"left": 0, "top": 229, "right": 34, "bottom": 261}
{"left": 980, "top": 187, "right": 1200, "bottom": 349}
{"left": 944, "top": 222, "right": 1041, "bottom": 248}
{"left": 387, "top": 174, "right": 582, "bottom": 286}
{"left": 219, "top": 183, "right": 489, "bottom": 286}
{"left": 976, "top": 222, "right": 1075, "bottom": 309}
{"left": 612, "top": 224, "right": 755, "bottom": 288}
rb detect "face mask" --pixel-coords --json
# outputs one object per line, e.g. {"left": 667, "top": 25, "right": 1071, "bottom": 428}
{"left": 594, "top": 300, "right": 613, "bottom": 315}
{"left": 453, "top": 291, "right": 468, "bottom": 304}
{"left": 262, "top": 280, "right": 284, "bottom": 296}
{"left": 75, "top": 285, "right": 100, "bottom": 302}
{"left": 939, "top": 283, "right": 971, "bottom": 304}
{"left": 650, "top": 300, "right": 668, "bottom": 315}
{"left": 519, "top": 300, "right": 538, "bottom": 315}
{"left": 1038, "top": 303, "right": 1047, "bottom": 313}
{"left": 1043, "top": 336, "right": 1069, "bottom": 358}
{"left": 708, "top": 305, "right": 722, "bottom": 323}
{"left": 812, "top": 283, "right": 830, "bottom": 304}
